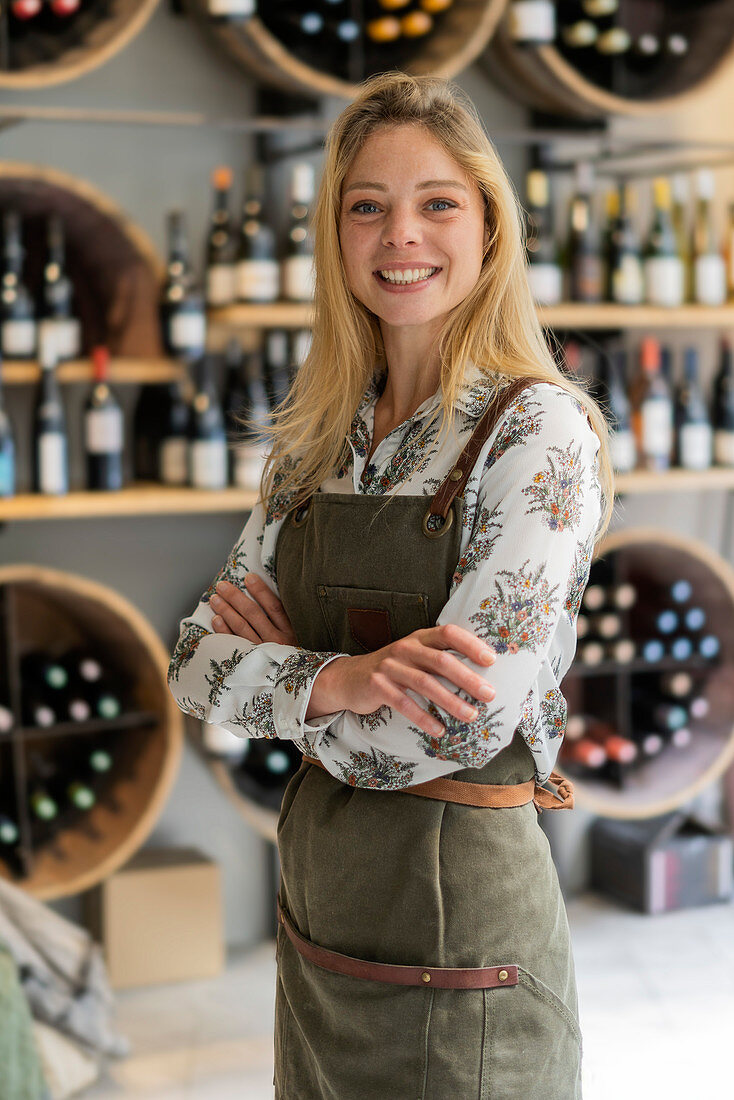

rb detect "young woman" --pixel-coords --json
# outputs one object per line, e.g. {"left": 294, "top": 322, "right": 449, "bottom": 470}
{"left": 168, "top": 72, "right": 613, "bottom": 1099}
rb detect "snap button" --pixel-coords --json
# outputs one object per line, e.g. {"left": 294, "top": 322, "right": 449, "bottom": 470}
{"left": 498, "top": 969, "right": 508, "bottom": 982}
{"left": 421, "top": 972, "right": 431, "bottom": 983}
{"left": 449, "top": 467, "right": 463, "bottom": 481}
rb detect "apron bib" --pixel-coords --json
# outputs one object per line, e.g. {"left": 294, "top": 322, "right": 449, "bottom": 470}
{"left": 271, "top": 378, "right": 583, "bottom": 1099}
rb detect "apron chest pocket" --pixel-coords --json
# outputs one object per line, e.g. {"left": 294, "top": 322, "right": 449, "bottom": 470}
{"left": 316, "top": 585, "right": 432, "bottom": 654}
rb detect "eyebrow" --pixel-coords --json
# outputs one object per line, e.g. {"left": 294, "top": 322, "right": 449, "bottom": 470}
{"left": 344, "top": 178, "right": 469, "bottom": 194}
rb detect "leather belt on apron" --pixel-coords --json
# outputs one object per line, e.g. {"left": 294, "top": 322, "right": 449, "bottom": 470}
{"left": 276, "top": 896, "right": 519, "bottom": 990}
{"left": 301, "top": 754, "right": 574, "bottom": 814}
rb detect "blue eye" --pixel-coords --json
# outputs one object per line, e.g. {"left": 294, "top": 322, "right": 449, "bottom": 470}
{"left": 428, "top": 200, "right": 455, "bottom": 211}
{"left": 352, "top": 201, "right": 380, "bottom": 214}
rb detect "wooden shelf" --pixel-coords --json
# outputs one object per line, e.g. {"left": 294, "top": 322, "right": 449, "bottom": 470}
{"left": 18, "top": 710, "right": 159, "bottom": 743}
{"left": 209, "top": 302, "right": 734, "bottom": 332}
{"left": 0, "top": 485, "right": 258, "bottom": 522}
{"left": 2, "top": 470, "right": 734, "bottom": 522}
{"left": 208, "top": 303, "right": 314, "bottom": 328}
{"left": 5, "top": 358, "right": 183, "bottom": 386}
{"left": 538, "top": 304, "right": 734, "bottom": 330}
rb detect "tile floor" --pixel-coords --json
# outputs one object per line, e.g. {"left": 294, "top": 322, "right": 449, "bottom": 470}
{"left": 84, "top": 890, "right": 733, "bottom": 1100}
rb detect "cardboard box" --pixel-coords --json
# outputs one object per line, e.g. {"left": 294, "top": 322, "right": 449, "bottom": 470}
{"left": 86, "top": 847, "right": 224, "bottom": 989}
{"left": 590, "top": 812, "right": 734, "bottom": 915}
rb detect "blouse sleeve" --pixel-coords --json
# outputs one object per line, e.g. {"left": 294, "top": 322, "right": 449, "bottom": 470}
{"left": 295, "top": 382, "right": 604, "bottom": 789}
{"left": 166, "top": 496, "right": 351, "bottom": 740}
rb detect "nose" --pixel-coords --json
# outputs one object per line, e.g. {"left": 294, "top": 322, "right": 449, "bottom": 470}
{"left": 381, "top": 206, "right": 423, "bottom": 249}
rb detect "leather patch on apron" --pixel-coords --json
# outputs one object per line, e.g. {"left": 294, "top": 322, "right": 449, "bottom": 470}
{"left": 347, "top": 606, "right": 392, "bottom": 651}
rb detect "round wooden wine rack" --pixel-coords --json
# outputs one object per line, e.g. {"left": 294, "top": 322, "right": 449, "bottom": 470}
{"left": 0, "top": 0, "right": 160, "bottom": 90}
{"left": 559, "top": 528, "right": 734, "bottom": 820}
{"left": 185, "top": 0, "right": 508, "bottom": 99}
{"left": 0, "top": 565, "right": 183, "bottom": 900}
{"left": 483, "top": 0, "right": 734, "bottom": 119}
{"left": 0, "top": 162, "right": 163, "bottom": 358}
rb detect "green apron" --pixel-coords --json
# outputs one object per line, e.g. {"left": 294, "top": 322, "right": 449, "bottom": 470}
{"left": 272, "top": 386, "right": 583, "bottom": 1099}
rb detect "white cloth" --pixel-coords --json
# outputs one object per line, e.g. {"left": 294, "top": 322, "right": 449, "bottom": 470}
{"left": 168, "top": 364, "right": 603, "bottom": 786}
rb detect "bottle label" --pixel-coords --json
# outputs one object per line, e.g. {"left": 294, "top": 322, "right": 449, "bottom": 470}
{"left": 612, "top": 256, "right": 644, "bottom": 304}
{"left": 714, "top": 429, "right": 734, "bottom": 467}
{"left": 206, "top": 264, "right": 236, "bottom": 307}
{"left": 693, "top": 254, "right": 726, "bottom": 306}
{"left": 169, "top": 310, "right": 206, "bottom": 354}
{"left": 644, "top": 256, "right": 684, "bottom": 307}
{"left": 39, "top": 316, "right": 81, "bottom": 361}
{"left": 508, "top": 1, "right": 555, "bottom": 43}
{"left": 191, "top": 439, "right": 228, "bottom": 490}
{"left": 610, "top": 428, "right": 636, "bottom": 473}
{"left": 38, "top": 433, "right": 68, "bottom": 494}
{"left": 207, "top": 0, "right": 255, "bottom": 15}
{"left": 572, "top": 256, "right": 603, "bottom": 302}
{"left": 85, "top": 407, "right": 123, "bottom": 455}
{"left": 232, "top": 444, "right": 266, "bottom": 491}
{"left": 0, "top": 450, "right": 14, "bottom": 496}
{"left": 282, "top": 255, "right": 315, "bottom": 301}
{"left": 2, "top": 318, "right": 36, "bottom": 357}
{"left": 679, "top": 423, "right": 713, "bottom": 469}
{"left": 641, "top": 399, "right": 673, "bottom": 458}
{"left": 236, "top": 259, "right": 280, "bottom": 302}
{"left": 160, "top": 436, "right": 188, "bottom": 485}
{"left": 527, "top": 262, "right": 562, "bottom": 306}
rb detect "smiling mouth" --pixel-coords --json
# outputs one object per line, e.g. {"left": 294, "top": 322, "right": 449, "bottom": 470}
{"left": 375, "top": 267, "right": 442, "bottom": 285}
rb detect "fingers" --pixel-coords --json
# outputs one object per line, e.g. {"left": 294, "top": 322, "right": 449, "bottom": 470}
{"left": 412, "top": 645, "right": 497, "bottom": 707}
{"left": 211, "top": 577, "right": 272, "bottom": 640}
{"left": 381, "top": 656, "right": 485, "bottom": 725}
{"left": 240, "top": 574, "right": 295, "bottom": 635}
{"left": 426, "top": 622, "right": 496, "bottom": 666}
{"left": 210, "top": 600, "right": 261, "bottom": 642}
{"left": 371, "top": 672, "right": 445, "bottom": 736}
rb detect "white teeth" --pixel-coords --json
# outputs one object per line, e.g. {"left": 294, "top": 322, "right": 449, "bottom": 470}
{"left": 378, "top": 267, "right": 439, "bottom": 284}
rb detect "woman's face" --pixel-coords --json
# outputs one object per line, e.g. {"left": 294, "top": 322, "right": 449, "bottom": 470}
{"left": 339, "top": 124, "right": 488, "bottom": 333}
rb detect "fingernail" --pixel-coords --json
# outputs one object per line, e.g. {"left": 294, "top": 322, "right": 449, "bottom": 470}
{"left": 212, "top": 616, "right": 223, "bottom": 627}
{"left": 211, "top": 595, "right": 222, "bottom": 608}
{"left": 216, "top": 580, "right": 228, "bottom": 591}
{"left": 244, "top": 574, "right": 255, "bottom": 585}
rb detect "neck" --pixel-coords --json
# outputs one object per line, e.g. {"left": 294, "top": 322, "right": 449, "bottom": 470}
{"left": 378, "top": 319, "right": 443, "bottom": 424}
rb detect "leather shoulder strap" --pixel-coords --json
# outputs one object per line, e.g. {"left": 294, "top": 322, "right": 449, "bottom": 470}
{"left": 428, "top": 375, "right": 537, "bottom": 522}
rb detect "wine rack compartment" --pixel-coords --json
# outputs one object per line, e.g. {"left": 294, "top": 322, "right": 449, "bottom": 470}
{"left": 484, "top": 1, "right": 734, "bottom": 119}
{"left": 0, "top": 564, "right": 183, "bottom": 899}
{"left": 561, "top": 528, "right": 734, "bottom": 820}
{"left": 0, "top": 0, "right": 159, "bottom": 89}
{"left": 0, "top": 162, "right": 163, "bottom": 358}
{"left": 185, "top": 0, "right": 508, "bottom": 100}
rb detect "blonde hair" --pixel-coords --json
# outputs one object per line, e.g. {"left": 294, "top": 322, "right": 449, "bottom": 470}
{"left": 246, "top": 70, "right": 613, "bottom": 541}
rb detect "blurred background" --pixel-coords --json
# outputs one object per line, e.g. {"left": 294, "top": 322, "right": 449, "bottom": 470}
{"left": 1, "top": 2, "right": 734, "bottom": 1098}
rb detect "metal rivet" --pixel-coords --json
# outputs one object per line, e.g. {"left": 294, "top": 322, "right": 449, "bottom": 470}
{"left": 449, "top": 467, "right": 463, "bottom": 481}
{"left": 318, "top": 586, "right": 327, "bottom": 596}
{"left": 498, "top": 969, "right": 508, "bottom": 982}
{"left": 421, "top": 972, "right": 431, "bottom": 983}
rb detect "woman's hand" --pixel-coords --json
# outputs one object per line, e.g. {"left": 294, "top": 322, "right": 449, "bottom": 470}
{"left": 209, "top": 575, "right": 298, "bottom": 646}
{"left": 307, "top": 623, "right": 497, "bottom": 736}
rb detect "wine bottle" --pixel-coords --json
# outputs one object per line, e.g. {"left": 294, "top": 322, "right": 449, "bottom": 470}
{"left": 712, "top": 339, "right": 734, "bottom": 467}
{"left": 87, "top": 681, "right": 122, "bottom": 720}
{"left": 88, "top": 747, "right": 113, "bottom": 774}
{"left": 84, "top": 346, "right": 124, "bottom": 491}
{"left": 159, "top": 381, "right": 190, "bottom": 487}
{"left": 40, "top": 214, "right": 81, "bottom": 362}
{"left": 0, "top": 703, "right": 13, "bottom": 733}
{"left": 725, "top": 202, "right": 734, "bottom": 301}
{"left": 581, "top": 583, "right": 605, "bottom": 611}
{"left": 659, "top": 670, "right": 694, "bottom": 698}
{"left": 161, "top": 211, "right": 207, "bottom": 362}
{"left": 631, "top": 337, "right": 673, "bottom": 471}
{"left": 566, "top": 163, "right": 603, "bottom": 303}
{"left": 607, "top": 183, "right": 643, "bottom": 305}
{"left": 237, "top": 738, "right": 302, "bottom": 789}
{"left": 66, "top": 780, "right": 95, "bottom": 810}
{"left": 675, "top": 347, "right": 712, "bottom": 471}
{"left": 29, "top": 787, "right": 58, "bottom": 822}
{"left": 590, "top": 611, "right": 622, "bottom": 639}
{"left": 1, "top": 210, "right": 36, "bottom": 360}
{"left": 21, "top": 651, "right": 68, "bottom": 691}
{"left": 644, "top": 179, "right": 685, "bottom": 308}
{"left": 507, "top": 0, "right": 555, "bottom": 45}
{"left": 599, "top": 348, "right": 636, "bottom": 473}
{"left": 205, "top": 166, "right": 236, "bottom": 308}
{"left": 264, "top": 329, "right": 292, "bottom": 411}
{"left": 189, "top": 354, "right": 227, "bottom": 490}
{"left": 281, "top": 163, "right": 316, "bottom": 302}
{"left": 699, "top": 634, "right": 720, "bottom": 660}
{"left": 201, "top": 718, "right": 248, "bottom": 762}
{"left": 669, "top": 578, "right": 693, "bottom": 604}
{"left": 692, "top": 170, "right": 726, "bottom": 307}
{"left": 670, "top": 173, "right": 692, "bottom": 301}
{"left": 224, "top": 341, "right": 269, "bottom": 491}
{"left": 609, "top": 638, "right": 635, "bottom": 663}
{"left": 583, "top": 720, "right": 638, "bottom": 764}
{"left": 34, "top": 327, "right": 69, "bottom": 495}
{"left": 22, "top": 694, "right": 56, "bottom": 728}
{"left": 235, "top": 164, "right": 280, "bottom": 304}
{"left": 640, "top": 638, "right": 665, "bottom": 663}
{"left": 670, "top": 635, "right": 693, "bottom": 661}
{"left": 525, "top": 170, "right": 562, "bottom": 306}
{"left": 62, "top": 647, "right": 103, "bottom": 687}
{"left": 561, "top": 737, "right": 606, "bottom": 769}
{"left": 579, "top": 640, "right": 605, "bottom": 666}
{"left": 0, "top": 351, "right": 15, "bottom": 498}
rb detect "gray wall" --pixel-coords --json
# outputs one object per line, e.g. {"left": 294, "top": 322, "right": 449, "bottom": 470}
{"left": 1, "top": 8, "right": 732, "bottom": 943}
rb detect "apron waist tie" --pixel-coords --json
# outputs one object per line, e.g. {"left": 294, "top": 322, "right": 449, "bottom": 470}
{"left": 301, "top": 755, "right": 574, "bottom": 813}
{"left": 276, "top": 897, "right": 519, "bottom": 989}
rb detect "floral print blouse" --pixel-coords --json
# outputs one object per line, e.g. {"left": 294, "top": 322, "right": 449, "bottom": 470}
{"left": 167, "top": 361, "right": 603, "bottom": 787}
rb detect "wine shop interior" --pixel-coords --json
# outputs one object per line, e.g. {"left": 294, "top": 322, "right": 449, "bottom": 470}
{"left": 2, "top": 2, "right": 734, "bottom": 1099}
